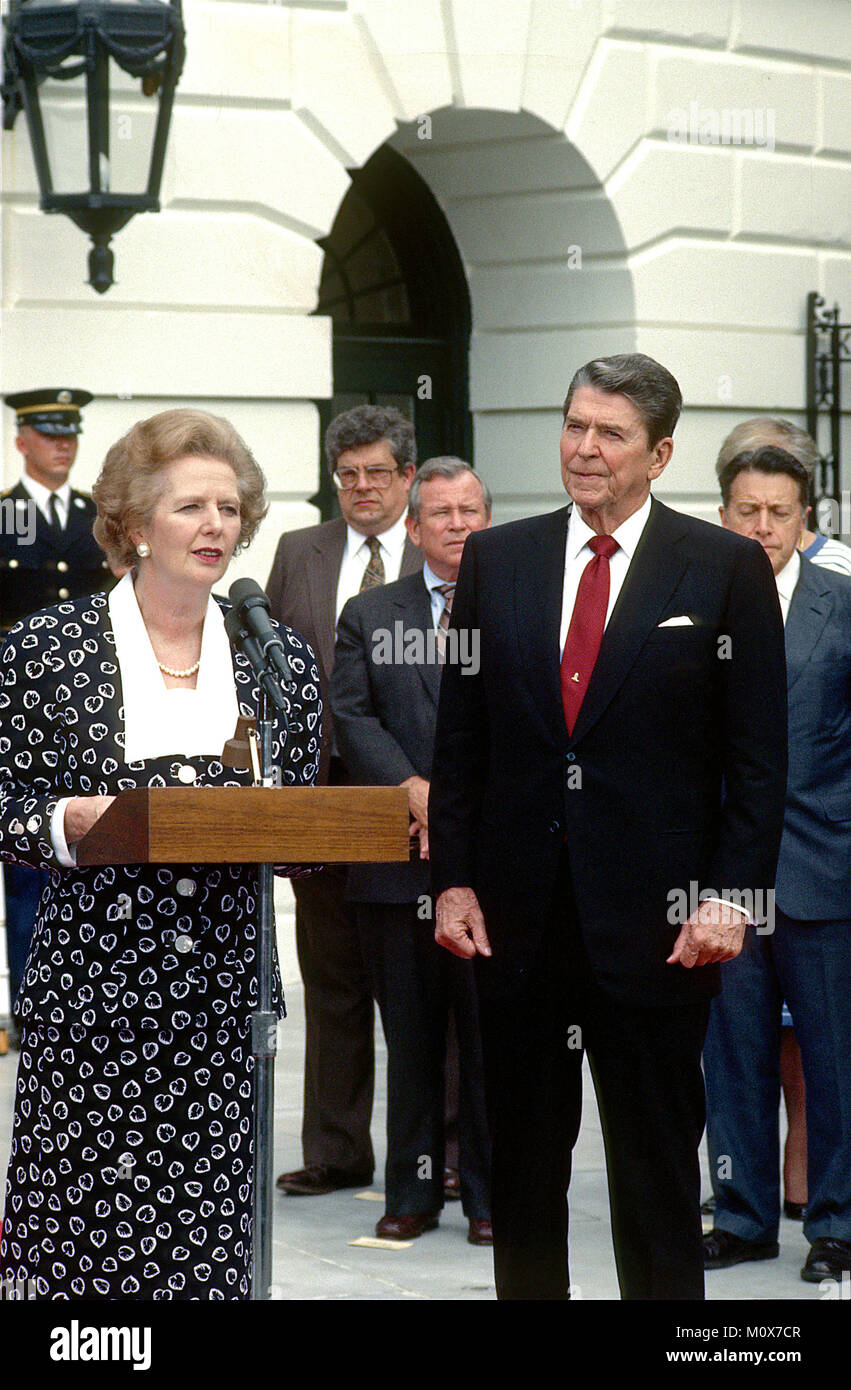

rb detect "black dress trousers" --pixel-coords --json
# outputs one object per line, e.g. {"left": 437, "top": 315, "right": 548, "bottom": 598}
{"left": 477, "top": 850, "right": 709, "bottom": 1300}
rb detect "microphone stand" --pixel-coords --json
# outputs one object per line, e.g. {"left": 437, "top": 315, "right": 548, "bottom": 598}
{"left": 250, "top": 687, "right": 277, "bottom": 1303}
{"left": 224, "top": 594, "right": 292, "bottom": 1300}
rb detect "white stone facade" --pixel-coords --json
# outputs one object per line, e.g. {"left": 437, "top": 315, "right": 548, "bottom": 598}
{"left": 1, "top": 0, "right": 849, "bottom": 560}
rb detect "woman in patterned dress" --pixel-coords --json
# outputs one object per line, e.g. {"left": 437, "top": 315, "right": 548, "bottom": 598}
{"left": 0, "top": 409, "right": 321, "bottom": 1299}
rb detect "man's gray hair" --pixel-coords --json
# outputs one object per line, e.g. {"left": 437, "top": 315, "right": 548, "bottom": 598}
{"left": 324, "top": 403, "right": 416, "bottom": 473}
{"left": 715, "top": 417, "right": 818, "bottom": 478}
{"left": 563, "top": 353, "right": 682, "bottom": 447}
{"left": 408, "top": 456, "right": 492, "bottom": 522}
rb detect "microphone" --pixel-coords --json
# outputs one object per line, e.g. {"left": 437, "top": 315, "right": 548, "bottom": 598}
{"left": 226, "top": 579, "right": 293, "bottom": 718}
{"left": 228, "top": 578, "right": 295, "bottom": 689}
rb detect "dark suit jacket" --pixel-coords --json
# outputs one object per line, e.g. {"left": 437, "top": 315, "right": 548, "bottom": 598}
{"left": 332, "top": 570, "right": 437, "bottom": 903}
{"left": 429, "top": 497, "right": 789, "bottom": 1006}
{"left": 266, "top": 516, "right": 421, "bottom": 781}
{"left": 0, "top": 481, "right": 113, "bottom": 632}
{"left": 775, "top": 554, "right": 851, "bottom": 920}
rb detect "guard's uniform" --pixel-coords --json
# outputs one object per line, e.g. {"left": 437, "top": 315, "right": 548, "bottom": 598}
{"left": 1, "top": 388, "right": 112, "bottom": 1021}
{"left": 0, "top": 482, "right": 112, "bottom": 629}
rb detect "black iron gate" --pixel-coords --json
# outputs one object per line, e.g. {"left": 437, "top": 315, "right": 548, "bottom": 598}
{"left": 806, "top": 292, "right": 850, "bottom": 533}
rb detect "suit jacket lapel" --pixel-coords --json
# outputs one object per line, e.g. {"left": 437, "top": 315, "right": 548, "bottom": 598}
{"left": 514, "top": 507, "right": 571, "bottom": 744}
{"left": 570, "top": 498, "right": 690, "bottom": 744}
{"left": 392, "top": 574, "right": 440, "bottom": 707}
{"left": 307, "top": 519, "right": 346, "bottom": 674}
{"left": 57, "top": 490, "right": 90, "bottom": 553}
{"left": 784, "top": 557, "right": 833, "bottom": 692}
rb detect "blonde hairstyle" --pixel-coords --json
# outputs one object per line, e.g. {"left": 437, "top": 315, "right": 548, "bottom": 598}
{"left": 93, "top": 409, "right": 267, "bottom": 571}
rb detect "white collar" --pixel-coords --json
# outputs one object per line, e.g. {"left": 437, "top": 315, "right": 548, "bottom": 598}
{"left": 566, "top": 494, "right": 653, "bottom": 564}
{"left": 108, "top": 572, "right": 239, "bottom": 762}
{"left": 346, "top": 510, "right": 409, "bottom": 560}
{"left": 423, "top": 560, "right": 454, "bottom": 594}
{"left": 775, "top": 549, "right": 801, "bottom": 605}
{"left": 20, "top": 472, "right": 71, "bottom": 514}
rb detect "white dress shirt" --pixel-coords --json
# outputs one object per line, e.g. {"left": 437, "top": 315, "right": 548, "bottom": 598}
{"left": 335, "top": 512, "right": 409, "bottom": 623}
{"left": 774, "top": 549, "right": 800, "bottom": 626}
{"left": 19, "top": 473, "right": 71, "bottom": 527}
{"left": 51, "top": 572, "right": 240, "bottom": 866}
{"left": 559, "top": 495, "right": 652, "bottom": 653}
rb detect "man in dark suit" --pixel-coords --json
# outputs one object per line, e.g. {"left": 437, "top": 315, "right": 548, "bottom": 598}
{"left": 332, "top": 457, "right": 493, "bottom": 1244}
{"left": 266, "top": 404, "right": 421, "bottom": 1194}
{"left": 703, "top": 445, "right": 851, "bottom": 1284}
{"left": 1, "top": 388, "right": 112, "bottom": 1039}
{"left": 429, "top": 353, "right": 789, "bottom": 1300}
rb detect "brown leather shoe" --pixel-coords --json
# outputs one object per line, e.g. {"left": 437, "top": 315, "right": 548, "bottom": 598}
{"left": 467, "top": 1218, "right": 493, "bottom": 1246}
{"left": 276, "top": 1165, "right": 372, "bottom": 1196}
{"left": 444, "top": 1167, "right": 461, "bottom": 1200}
{"left": 375, "top": 1212, "right": 439, "bottom": 1241}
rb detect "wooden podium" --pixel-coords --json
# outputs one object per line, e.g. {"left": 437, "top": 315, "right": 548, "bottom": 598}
{"left": 76, "top": 782, "right": 412, "bottom": 1299}
{"left": 77, "top": 785, "right": 411, "bottom": 865}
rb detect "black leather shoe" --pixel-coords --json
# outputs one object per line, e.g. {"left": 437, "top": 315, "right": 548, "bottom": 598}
{"left": 703, "top": 1229, "right": 779, "bottom": 1269}
{"left": 783, "top": 1199, "right": 807, "bottom": 1221}
{"left": 275, "top": 1165, "right": 372, "bottom": 1195}
{"left": 801, "top": 1238, "right": 851, "bottom": 1283}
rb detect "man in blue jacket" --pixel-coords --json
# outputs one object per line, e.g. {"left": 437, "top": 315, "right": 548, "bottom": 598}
{"left": 704, "top": 444, "right": 851, "bottom": 1284}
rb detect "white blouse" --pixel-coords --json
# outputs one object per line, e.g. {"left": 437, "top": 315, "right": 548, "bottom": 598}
{"left": 51, "top": 572, "right": 240, "bottom": 865}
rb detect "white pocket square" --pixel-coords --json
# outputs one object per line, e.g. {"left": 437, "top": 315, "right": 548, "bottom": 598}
{"left": 657, "top": 615, "right": 693, "bottom": 628}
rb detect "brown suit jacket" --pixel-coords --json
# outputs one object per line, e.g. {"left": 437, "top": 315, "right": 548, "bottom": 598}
{"left": 266, "top": 515, "right": 421, "bottom": 781}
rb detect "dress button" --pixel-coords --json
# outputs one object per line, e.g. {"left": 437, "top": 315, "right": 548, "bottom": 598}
{"left": 26, "top": 816, "right": 40, "bottom": 832}
{"left": 566, "top": 752, "right": 576, "bottom": 763}
{"left": 177, "top": 764, "right": 196, "bottom": 784}
{"left": 8, "top": 558, "right": 18, "bottom": 569}
{"left": 176, "top": 878, "right": 196, "bottom": 897}
{"left": 58, "top": 588, "right": 70, "bottom": 599}
{"left": 175, "top": 935, "right": 194, "bottom": 954}
{"left": 57, "top": 560, "right": 69, "bottom": 573}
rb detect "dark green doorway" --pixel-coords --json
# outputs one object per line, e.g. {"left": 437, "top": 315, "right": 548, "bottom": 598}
{"left": 312, "top": 144, "right": 472, "bottom": 520}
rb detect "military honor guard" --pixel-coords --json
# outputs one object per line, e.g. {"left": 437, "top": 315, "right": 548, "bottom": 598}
{"left": 1, "top": 388, "right": 113, "bottom": 1044}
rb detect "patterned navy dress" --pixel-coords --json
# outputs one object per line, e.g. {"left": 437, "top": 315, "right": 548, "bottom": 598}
{"left": 0, "top": 593, "right": 321, "bottom": 1299}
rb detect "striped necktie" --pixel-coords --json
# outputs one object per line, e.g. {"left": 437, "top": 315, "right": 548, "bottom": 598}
{"left": 436, "top": 583, "right": 455, "bottom": 664}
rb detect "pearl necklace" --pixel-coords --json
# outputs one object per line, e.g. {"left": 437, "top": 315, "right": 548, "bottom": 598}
{"left": 157, "top": 658, "right": 201, "bottom": 678}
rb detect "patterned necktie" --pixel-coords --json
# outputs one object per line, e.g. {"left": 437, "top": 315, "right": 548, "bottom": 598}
{"left": 49, "top": 493, "right": 63, "bottom": 533}
{"left": 436, "top": 583, "right": 455, "bottom": 664}
{"left": 560, "top": 534, "right": 619, "bottom": 734}
{"left": 359, "top": 535, "right": 385, "bottom": 591}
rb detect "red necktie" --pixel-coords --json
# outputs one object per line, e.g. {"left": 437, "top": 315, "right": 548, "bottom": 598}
{"left": 560, "top": 534, "right": 619, "bottom": 734}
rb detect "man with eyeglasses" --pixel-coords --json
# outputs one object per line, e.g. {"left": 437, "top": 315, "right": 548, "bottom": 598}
{"left": 266, "top": 404, "right": 421, "bottom": 1195}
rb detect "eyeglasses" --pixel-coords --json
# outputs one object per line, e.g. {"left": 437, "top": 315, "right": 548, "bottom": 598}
{"left": 332, "top": 466, "right": 399, "bottom": 490}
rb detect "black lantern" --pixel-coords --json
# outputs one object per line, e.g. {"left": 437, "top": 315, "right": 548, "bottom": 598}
{"left": 2, "top": 0, "right": 185, "bottom": 292}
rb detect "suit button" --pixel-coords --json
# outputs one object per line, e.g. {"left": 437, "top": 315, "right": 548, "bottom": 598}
{"left": 175, "top": 934, "right": 194, "bottom": 954}
{"left": 177, "top": 764, "right": 196, "bottom": 784}
{"left": 566, "top": 752, "right": 576, "bottom": 762}
{"left": 549, "top": 820, "right": 561, "bottom": 834}
{"left": 176, "top": 878, "right": 196, "bottom": 897}
{"left": 57, "top": 561, "right": 69, "bottom": 573}
{"left": 8, "top": 559, "right": 17, "bottom": 569}
{"left": 58, "top": 588, "right": 70, "bottom": 599}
